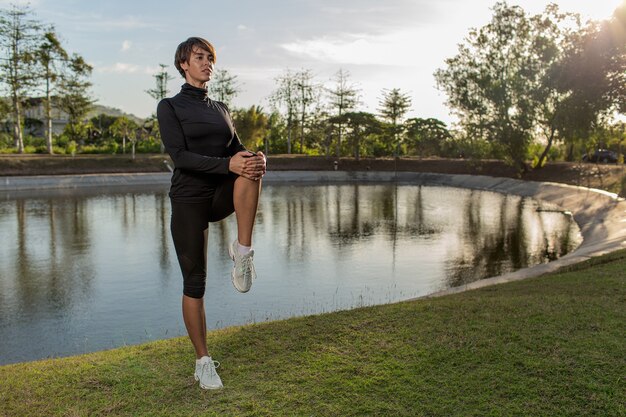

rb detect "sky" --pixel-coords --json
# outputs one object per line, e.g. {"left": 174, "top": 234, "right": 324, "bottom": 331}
{"left": 1, "top": 0, "right": 623, "bottom": 123}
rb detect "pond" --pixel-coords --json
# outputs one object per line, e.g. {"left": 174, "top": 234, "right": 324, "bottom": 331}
{"left": 0, "top": 183, "right": 581, "bottom": 365}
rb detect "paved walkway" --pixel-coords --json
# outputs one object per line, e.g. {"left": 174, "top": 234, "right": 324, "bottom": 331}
{"left": 2, "top": 171, "right": 624, "bottom": 298}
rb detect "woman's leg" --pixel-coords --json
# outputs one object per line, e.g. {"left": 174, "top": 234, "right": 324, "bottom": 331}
{"left": 171, "top": 201, "right": 211, "bottom": 359}
{"left": 233, "top": 176, "right": 262, "bottom": 246}
{"left": 182, "top": 295, "right": 208, "bottom": 358}
{"left": 209, "top": 174, "right": 262, "bottom": 246}
{"left": 210, "top": 175, "right": 261, "bottom": 293}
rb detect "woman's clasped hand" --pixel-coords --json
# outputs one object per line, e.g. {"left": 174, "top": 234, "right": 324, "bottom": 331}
{"left": 229, "top": 151, "right": 266, "bottom": 181}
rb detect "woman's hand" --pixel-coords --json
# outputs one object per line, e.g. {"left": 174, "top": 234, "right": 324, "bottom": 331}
{"left": 229, "top": 151, "right": 266, "bottom": 180}
{"left": 252, "top": 151, "right": 267, "bottom": 178}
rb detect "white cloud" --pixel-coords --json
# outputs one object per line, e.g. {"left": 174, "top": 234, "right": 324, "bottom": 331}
{"left": 121, "top": 40, "right": 131, "bottom": 52}
{"left": 280, "top": 28, "right": 435, "bottom": 67}
{"left": 99, "top": 63, "right": 139, "bottom": 74}
{"left": 96, "top": 63, "right": 158, "bottom": 75}
{"left": 237, "top": 24, "right": 255, "bottom": 36}
{"left": 227, "top": 65, "right": 284, "bottom": 82}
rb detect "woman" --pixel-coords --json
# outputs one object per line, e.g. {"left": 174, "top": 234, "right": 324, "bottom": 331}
{"left": 157, "top": 37, "right": 265, "bottom": 390}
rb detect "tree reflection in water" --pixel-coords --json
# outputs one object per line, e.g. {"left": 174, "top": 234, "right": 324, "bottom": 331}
{"left": 11, "top": 197, "right": 95, "bottom": 318}
{"left": 262, "top": 184, "right": 580, "bottom": 290}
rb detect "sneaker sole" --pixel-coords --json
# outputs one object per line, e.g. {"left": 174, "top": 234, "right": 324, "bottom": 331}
{"left": 194, "top": 374, "right": 223, "bottom": 390}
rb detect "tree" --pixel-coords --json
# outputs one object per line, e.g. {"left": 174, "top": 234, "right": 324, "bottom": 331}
{"left": 294, "top": 69, "right": 318, "bottom": 154}
{"left": 587, "top": 121, "right": 626, "bottom": 157}
{"left": 264, "top": 111, "right": 286, "bottom": 155}
{"left": 342, "top": 111, "right": 383, "bottom": 160}
{"left": 0, "top": 97, "right": 9, "bottom": 121}
{"left": 378, "top": 88, "right": 411, "bottom": 157}
{"left": 270, "top": 69, "right": 299, "bottom": 154}
{"left": 436, "top": 2, "right": 625, "bottom": 168}
{"left": 527, "top": 5, "right": 583, "bottom": 167}
{"left": 405, "top": 118, "right": 452, "bottom": 157}
{"left": 434, "top": 2, "right": 622, "bottom": 169}
{"left": 304, "top": 107, "right": 332, "bottom": 156}
{"left": 56, "top": 54, "right": 93, "bottom": 146}
{"left": 327, "top": 69, "right": 360, "bottom": 157}
{"left": 232, "top": 105, "right": 268, "bottom": 150}
{"left": 435, "top": 2, "right": 541, "bottom": 170}
{"left": 37, "top": 30, "right": 69, "bottom": 154}
{"left": 88, "top": 113, "right": 118, "bottom": 145}
{"left": 110, "top": 116, "right": 138, "bottom": 159}
{"left": 146, "top": 64, "right": 173, "bottom": 153}
{"left": 208, "top": 68, "right": 241, "bottom": 108}
{"left": 551, "top": 3, "right": 626, "bottom": 161}
{"left": 0, "top": 5, "right": 44, "bottom": 153}
{"left": 146, "top": 64, "right": 172, "bottom": 102}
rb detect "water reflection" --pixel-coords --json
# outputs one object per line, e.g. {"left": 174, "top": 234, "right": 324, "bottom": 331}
{"left": 9, "top": 197, "right": 95, "bottom": 318}
{"left": 0, "top": 184, "right": 581, "bottom": 364}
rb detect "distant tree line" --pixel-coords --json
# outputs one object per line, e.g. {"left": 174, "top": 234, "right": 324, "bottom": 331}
{"left": 208, "top": 67, "right": 454, "bottom": 160}
{"left": 2, "top": 2, "right": 624, "bottom": 166}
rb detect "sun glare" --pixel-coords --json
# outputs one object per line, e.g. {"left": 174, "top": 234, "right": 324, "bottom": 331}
{"left": 550, "top": 0, "right": 624, "bottom": 20}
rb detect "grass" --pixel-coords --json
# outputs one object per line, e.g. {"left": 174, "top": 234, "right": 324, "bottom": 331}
{"left": 1, "top": 251, "right": 625, "bottom": 416}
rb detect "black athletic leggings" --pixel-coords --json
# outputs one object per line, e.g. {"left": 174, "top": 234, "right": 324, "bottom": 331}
{"left": 170, "top": 175, "right": 236, "bottom": 298}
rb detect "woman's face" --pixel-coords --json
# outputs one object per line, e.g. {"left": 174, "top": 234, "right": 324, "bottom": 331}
{"left": 180, "top": 47, "right": 214, "bottom": 87}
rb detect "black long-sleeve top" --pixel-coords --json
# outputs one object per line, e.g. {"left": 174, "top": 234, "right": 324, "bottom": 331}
{"left": 157, "top": 83, "right": 246, "bottom": 202}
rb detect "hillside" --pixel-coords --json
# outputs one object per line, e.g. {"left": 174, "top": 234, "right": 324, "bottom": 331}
{"left": 87, "top": 103, "right": 146, "bottom": 124}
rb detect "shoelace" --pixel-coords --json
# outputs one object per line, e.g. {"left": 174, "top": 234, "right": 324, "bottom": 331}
{"left": 201, "top": 360, "right": 220, "bottom": 376}
{"left": 239, "top": 254, "right": 255, "bottom": 280}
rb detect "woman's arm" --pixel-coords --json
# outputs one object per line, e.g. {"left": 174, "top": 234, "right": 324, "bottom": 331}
{"left": 157, "top": 99, "right": 231, "bottom": 174}
{"left": 226, "top": 129, "right": 246, "bottom": 156}
{"left": 222, "top": 104, "right": 266, "bottom": 179}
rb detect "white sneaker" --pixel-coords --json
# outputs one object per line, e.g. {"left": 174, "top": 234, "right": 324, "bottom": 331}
{"left": 194, "top": 356, "right": 223, "bottom": 390}
{"left": 228, "top": 239, "right": 256, "bottom": 293}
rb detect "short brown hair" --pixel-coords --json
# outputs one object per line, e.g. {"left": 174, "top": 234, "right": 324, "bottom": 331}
{"left": 174, "top": 37, "right": 216, "bottom": 78}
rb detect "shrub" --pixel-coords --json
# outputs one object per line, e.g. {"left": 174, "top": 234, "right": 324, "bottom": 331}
{"left": 527, "top": 141, "right": 565, "bottom": 166}
{"left": 24, "top": 135, "right": 45, "bottom": 148}
{"left": 55, "top": 134, "right": 69, "bottom": 148}
{"left": 79, "top": 145, "right": 107, "bottom": 154}
{"left": 107, "top": 141, "right": 119, "bottom": 154}
{"left": 136, "top": 137, "right": 162, "bottom": 153}
{"left": 0, "top": 133, "right": 13, "bottom": 150}
{"left": 66, "top": 141, "right": 77, "bottom": 156}
{"left": 33, "top": 146, "right": 49, "bottom": 154}
{"left": 440, "top": 136, "right": 501, "bottom": 159}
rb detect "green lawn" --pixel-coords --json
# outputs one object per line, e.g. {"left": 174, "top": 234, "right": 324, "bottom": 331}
{"left": 1, "top": 251, "right": 624, "bottom": 416}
